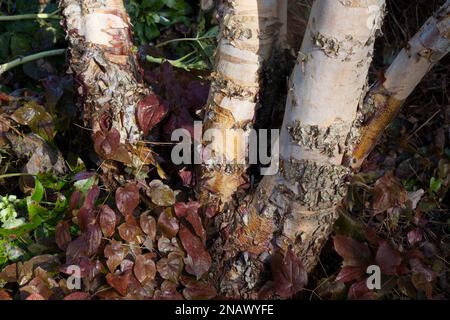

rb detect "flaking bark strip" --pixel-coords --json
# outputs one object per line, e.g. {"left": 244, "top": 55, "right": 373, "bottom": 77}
{"left": 279, "top": 159, "right": 349, "bottom": 210}
{"left": 287, "top": 120, "right": 348, "bottom": 157}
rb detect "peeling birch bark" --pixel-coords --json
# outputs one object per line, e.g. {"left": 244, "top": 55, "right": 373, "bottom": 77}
{"left": 345, "top": 0, "right": 450, "bottom": 169}
{"left": 60, "top": 0, "right": 154, "bottom": 175}
{"left": 212, "top": 0, "right": 386, "bottom": 298}
{"left": 199, "top": 0, "right": 280, "bottom": 209}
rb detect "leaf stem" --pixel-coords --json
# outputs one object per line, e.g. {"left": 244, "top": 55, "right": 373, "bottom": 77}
{"left": 0, "top": 48, "right": 65, "bottom": 75}
{"left": 0, "top": 10, "right": 61, "bottom": 21}
{"left": 0, "top": 173, "right": 36, "bottom": 179}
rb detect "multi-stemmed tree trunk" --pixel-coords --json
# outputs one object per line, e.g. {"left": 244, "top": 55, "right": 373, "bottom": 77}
{"left": 213, "top": 0, "right": 386, "bottom": 297}
{"left": 59, "top": 0, "right": 450, "bottom": 299}
{"left": 214, "top": 0, "right": 450, "bottom": 297}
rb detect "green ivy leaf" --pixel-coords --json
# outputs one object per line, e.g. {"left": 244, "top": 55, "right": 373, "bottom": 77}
{"left": 429, "top": 177, "right": 442, "bottom": 194}
{"left": 10, "top": 33, "right": 32, "bottom": 57}
{"left": 145, "top": 21, "right": 160, "bottom": 41}
{"left": 30, "top": 179, "right": 44, "bottom": 202}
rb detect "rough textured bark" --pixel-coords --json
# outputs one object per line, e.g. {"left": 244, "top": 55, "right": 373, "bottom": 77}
{"left": 211, "top": 0, "right": 386, "bottom": 298}
{"left": 345, "top": 0, "right": 450, "bottom": 169}
{"left": 61, "top": 0, "right": 154, "bottom": 178}
{"left": 199, "top": 0, "right": 280, "bottom": 210}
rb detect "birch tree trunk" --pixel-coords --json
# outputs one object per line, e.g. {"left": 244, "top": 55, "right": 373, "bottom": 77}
{"left": 212, "top": 0, "right": 386, "bottom": 298}
{"left": 198, "top": 0, "right": 280, "bottom": 210}
{"left": 61, "top": 0, "right": 154, "bottom": 182}
{"left": 345, "top": 0, "right": 450, "bottom": 169}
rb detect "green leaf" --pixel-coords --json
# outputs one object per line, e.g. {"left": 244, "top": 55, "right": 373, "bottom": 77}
{"left": 0, "top": 33, "right": 11, "bottom": 62}
{"left": 73, "top": 175, "right": 98, "bottom": 194}
{"left": 203, "top": 25, "right": 219, "bottom": 38}
{"left": 31, "top": 179, "right": 44, "bottom": 202}
{"left": 10, "top": 33, "right": 32, "bottom": 57}
{"left": 26, "top": 199, "right": 47, "bottom": 219}
{"left": 145, "top": 21, "right": 160, "bottom": 41}
{"left": 429, "top": 177, "right": 442, "bottom": 194}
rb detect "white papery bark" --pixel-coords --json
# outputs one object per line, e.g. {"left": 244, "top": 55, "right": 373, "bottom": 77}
{"left": 199, "top": 0, "right": 280, "bottom": 208}
{"left": 347, "top": 0, "right": 450, "bottom": 168}
{"left": 219, "top": 1, "right": 386, "bottom": 288}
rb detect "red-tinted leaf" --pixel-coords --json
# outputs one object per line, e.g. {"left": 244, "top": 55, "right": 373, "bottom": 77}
{"left": 106, "top": 270, "right": 131, "bottom": 296}
{"left": 74, "top": 171, "right": 96, "bottom": 181}
{"left": 174, "top": 201, "right": 201, "bottom": 218}
{"left": 0, "top": 263, "right": 17, "bottom": 283}
{"left": 181, "top": 276, "right": 217, "bottom": 300}
{"left": 25, "top": 293, "right": 45, "bottom": 300}
{"left": 410, "top": 258, "right": 435, "bottom": 283}
{"left": 185, "top": 80, "right": 209, "bottom": 110}
{"left": 156, "top": 253, "right": 184, "bottom": 284}
{"left": 204, "top": 205, "right": 218, "bottom": 218}
{"left": 375, "top": 241, "right": 402, "bottom": 275}
{"left": 157, "top": 236, "right": 183, "bottom": 255}
{"left": 99, "top": 204, "right": 117, "bottom": 238}
{"left": 148, "top": 180, "right": 175, "bottom": 206}
{"left": 20, "top": 277, "right": 52, "bottom": 300}
{"left": 158, "top": 209, "right": 179, "bottom": 238}
{"left": 61, "top": 256, "right": 94, "bottom": 278}
{"left": 120, "top": 259, "right": 134, "bottom": 273}
{"left": 154, "top": 280, "right": 183, "bottom": 300}
{"left": 63, "top": 292, "right": 91, "bottom": 300}
{"left": 77, "top": 206, "right": 96, "bottom": 233}
{"left": 185, "top": 211, "right": 205, "bottom": 243}
{"left": 66, "top": 236, "right": 88, "bottom": 260}
{"left": 69, "top": 190, "right": 82, "bottom": 211}
{"left": 0, "top": 289, "right": 11, "bottom": 300}
{"left": 336, "top": 266, "right": 365, "bottom": 283}
{"left": 373, "top": 172, "right": 407, "bottom": 213}
{"left": 84, "top": 185, "right": 100, "bottom": 210}
{"left": 136, "top": 93, "right": 168, "bottom": 135}
{"left": 411, "top": 273, "right": 433, "bottom": 299}
{"left": 179, "top": 224, "right": 211, "bottom": 279}
{"left": 258, "top": 281, "right": 275, "bottom": 299}
{"left": 140, "top": 213, "right": 156, "bottom": 239}
{"left": 407, "top": 228, "right": 423, "bottom": 246}
{"left": 84, "top": 224, "right": 102, "bottom": 256}
{"left": 271, "top": 247, "right": 307, "bottom": 298}
{"left": 118, "top": 217, "right": 144, "bottom": 244}
{"left": 333, "top": 235, "right": 372, "bottom": 267}
{"left": 134, "top": 254, "right": 156, "bottom": 284}
{"left": 364, "top": 227, "right": 382, "bottom": 246}
{"left": 410, "top": 259, "right": 435, "bottom": 299}
{"left": 93, "top": 128, "right": 120, "bottom": 159}
{"left": 104, "top": 240, "right": 127, "bottom": 273}
{"left": 163, "top": 107, "right": 194, "bottom": 138}
{"left": 55, "top": 220, "right": 71, "bottom": 251}
{"left": 174, "top": 202, "right": 205, "bottom": 242}
{"left": 178, "top": 168, "right": 193, "bottom": 186}
{"left": 348, "top": 280, "right": 376, "bottom": 300}
{"left": 116, "top": 183, "right": 140, "bottom": 216}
